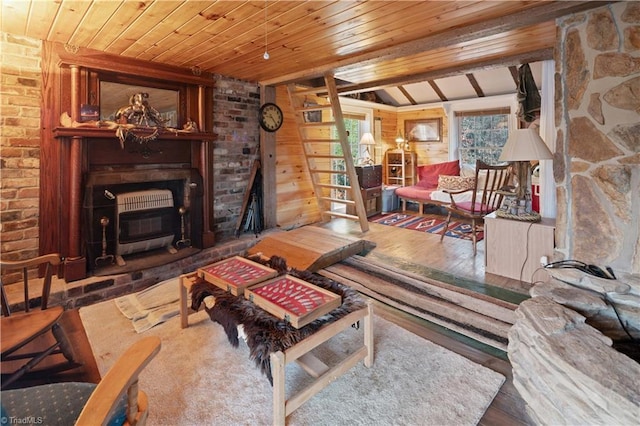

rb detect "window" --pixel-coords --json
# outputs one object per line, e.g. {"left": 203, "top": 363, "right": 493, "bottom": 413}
{"left": 457, "top": 108, "right": 510, "bottom": 166}
{"left": 331, "top": 115, "right": 365, "bottom": 191}
{"left": 324, "top": 115, "right": 369, "bottom": 210}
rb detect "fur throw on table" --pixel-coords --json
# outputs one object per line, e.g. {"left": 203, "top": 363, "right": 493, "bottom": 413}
{"left": 190, "top": 255, "right": 366, "bottom": 384}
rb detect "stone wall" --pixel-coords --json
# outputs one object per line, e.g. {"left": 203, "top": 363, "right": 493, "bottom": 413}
{"left": 0, "top": 32, "right": 260, "bottom": 269}
{"left": 555, "top": 2, "right": 640, "bottom": 274}
{"left": 509, "top": 296, "right": 640, "bottom": 425}
{"left": 0, "top": 33, "right": 42, "bottom": 263}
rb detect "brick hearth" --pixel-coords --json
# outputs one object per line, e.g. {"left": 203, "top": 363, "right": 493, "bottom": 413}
{"left": 4, "top": 232, "right": 270, "bottom": 312}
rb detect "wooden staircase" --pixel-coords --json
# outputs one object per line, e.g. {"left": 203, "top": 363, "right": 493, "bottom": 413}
{"left": 287, "top": 75, "right": 369, "bottom": 232}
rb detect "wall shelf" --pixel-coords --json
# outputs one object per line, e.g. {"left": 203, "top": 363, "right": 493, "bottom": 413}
{"left": 384, "top": 149, "right": 416, "bottom": 186}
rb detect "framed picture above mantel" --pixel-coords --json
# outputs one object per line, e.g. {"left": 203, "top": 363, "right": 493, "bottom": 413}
{"left": 405, "top": 118, "right": 442, "bottom": 143}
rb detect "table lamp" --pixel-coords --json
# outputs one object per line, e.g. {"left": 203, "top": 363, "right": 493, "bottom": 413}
{"left": 395, "top": 132, "right": 405, "bottom": 150}
{"left": 499, "top": 128, "right": 553, "bottom": 204}
{"left": 359, "top": 132, "right": 376, "bottom": 165}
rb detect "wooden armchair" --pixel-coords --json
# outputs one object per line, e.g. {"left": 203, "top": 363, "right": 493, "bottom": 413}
{"left": 440, "top": 160, "right": 511, "bottom": 254}
{"left": 1, "top": 336, "right": 161, "bottom": 426}
{"left": 1, "top": 253, "right": 79, "bottom": 388}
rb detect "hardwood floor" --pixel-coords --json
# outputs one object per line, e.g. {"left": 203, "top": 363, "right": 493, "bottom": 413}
{"left": 317, "top": 211, "right": 535, "bottom": 425}
{"left": 320, "top": 207, "right": 534, "bottom": 296}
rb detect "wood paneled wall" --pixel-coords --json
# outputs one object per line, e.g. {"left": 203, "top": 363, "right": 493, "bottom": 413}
{"left": 275, "top": 86, "right": 322, "bottom": 230}
{"left": 397, "top": 108, "right": 449, "bottom": 165}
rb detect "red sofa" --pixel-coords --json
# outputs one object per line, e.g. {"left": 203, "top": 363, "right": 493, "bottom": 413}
{"left": 395, "top": 160, "right": 467, "bottom": 213}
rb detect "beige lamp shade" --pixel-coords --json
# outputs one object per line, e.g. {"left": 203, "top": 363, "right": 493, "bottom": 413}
{"left": 499, "top": 128, "right": 552, "bottom": 202}
{"left": 359, "top": 133, "right": 376, "bottom": 146}
{"left": 499, "top": 128, "right": 553, "bottom": 161}
{"left": 359, "top": 133, "right": 376, "bottom": 165}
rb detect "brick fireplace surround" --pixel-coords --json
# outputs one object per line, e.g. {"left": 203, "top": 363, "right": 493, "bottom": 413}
{"left": 1, "top": 37, "right": 262, "bottom": 304}
{"left": 48, "top": 232, "right": 265, "bottom": 310}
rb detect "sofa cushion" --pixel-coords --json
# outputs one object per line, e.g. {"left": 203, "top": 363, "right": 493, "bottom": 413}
{"left": 437, "top": 175, "right": 475, "bottom": 191}
{"left": 417, "top": 160, "right": 460, "bottom": 188}
{"left": 454, "top": 200, "right": 494, "bottom": 214}
{"left": 394, "top": 185, "right": 436, "bottom": 200}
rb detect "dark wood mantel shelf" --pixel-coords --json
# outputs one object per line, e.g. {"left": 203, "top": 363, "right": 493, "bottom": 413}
{"left": 53, "top": 127, "right": 217, "bottom": 141}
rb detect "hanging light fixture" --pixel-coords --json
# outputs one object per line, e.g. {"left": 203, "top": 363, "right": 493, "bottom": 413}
{"left": 263, "top": 0, "right": 270, "bottom": 60}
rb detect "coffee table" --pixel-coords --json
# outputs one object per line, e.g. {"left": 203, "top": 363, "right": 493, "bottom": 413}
{"left": 179, "top": 272, "right": 374, "bottom": 425}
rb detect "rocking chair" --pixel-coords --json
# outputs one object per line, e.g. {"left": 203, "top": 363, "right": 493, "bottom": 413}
{"left": 1, "top": 253, "right": 80, "bottom": 389}
{"left": 440, "top": 160, "right": 511, "bottom": 254}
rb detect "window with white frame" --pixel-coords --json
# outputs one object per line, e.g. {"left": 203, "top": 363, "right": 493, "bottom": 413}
{"left": 456, "top": 108, "right": 510, "bottom": 166}
{"left": 330, "top": 113, "right": 367, "bottom": 200}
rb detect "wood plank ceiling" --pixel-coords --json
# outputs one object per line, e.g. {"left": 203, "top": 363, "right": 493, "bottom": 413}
{"left": 1, "top": 1, "right": 611, "bottom": 106}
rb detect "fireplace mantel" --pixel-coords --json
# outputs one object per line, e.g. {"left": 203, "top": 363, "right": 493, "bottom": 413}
{"left": 53, "top": 127, "right": 214, "bottom": 140}
{"left": 48, "top": 127, "right": 216, "bottom": 281}
{"left": 40, "top": 41, "right": 216, "bottom": 281}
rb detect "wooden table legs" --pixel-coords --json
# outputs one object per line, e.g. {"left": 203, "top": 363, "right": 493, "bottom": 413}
{"left": 179, "top": 273, "right": 199, "bottom": 329}
{"left": 270, "top": 302, "right": 374, "bottom": 425}
{"left": 180, "top": 272, "right": 375, "bottom": 425}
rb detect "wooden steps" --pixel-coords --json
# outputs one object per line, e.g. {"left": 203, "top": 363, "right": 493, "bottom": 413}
{"left": 319, "top": 255, "right": 519, "bottom": 351}
{"left": 286, "top": 75, "right": 369, "bottom": 231}
{"left": 247, "top": 226, "right": 375, "bottom": 272}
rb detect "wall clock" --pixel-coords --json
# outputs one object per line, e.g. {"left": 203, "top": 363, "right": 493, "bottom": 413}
{"left": 258, "top": 102, "right": 283, "bottom": 132}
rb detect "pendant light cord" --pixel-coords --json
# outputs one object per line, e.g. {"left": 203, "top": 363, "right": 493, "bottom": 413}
{"left": 263, "top": 0, "right": 269, "bottom": 60}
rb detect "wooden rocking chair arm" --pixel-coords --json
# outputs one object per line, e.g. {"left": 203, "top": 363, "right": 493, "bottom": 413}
{"left": 442, "top": 188, "right": 472, "bottom": 195}
{"left": 75, "top": 336, "right": 161, "bottom": 426}
{"left": 0, "top": 253, "right": 62, "bottom": 271}
{"left": 1, "top": 253, "right": 62, "bottom": 313}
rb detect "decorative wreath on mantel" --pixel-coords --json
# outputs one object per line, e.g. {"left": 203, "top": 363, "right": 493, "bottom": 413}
{"left": 113, "top": 92, "right": 167, "bottom": 146}
{"left": 59, "top": 91, "right": 200, "bottom": 155}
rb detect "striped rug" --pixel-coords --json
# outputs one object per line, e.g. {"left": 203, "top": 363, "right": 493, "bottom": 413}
{"left": 369, "top": 212, "right": 483, "bottom": 241}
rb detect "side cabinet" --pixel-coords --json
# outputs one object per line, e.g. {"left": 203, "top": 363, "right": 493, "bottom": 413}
{"left": 484, "top": 212, "right": 556, "bottom": 283}
{"left": 348, "top": 165, "right": 382, "bottom": 217}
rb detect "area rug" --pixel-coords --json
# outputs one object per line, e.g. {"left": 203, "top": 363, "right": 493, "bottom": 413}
{"left": 114, "top": 277, "right": 180, "bottom": 333}
{"left": 80, "top": 300, "right": 505, "bottom": 425}
{"left": 370, "top": 212, "right": 484, "bottom": 241}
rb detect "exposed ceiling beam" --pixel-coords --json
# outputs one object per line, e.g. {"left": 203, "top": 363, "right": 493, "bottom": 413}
{"left": 466, "top": 73, "right": 485, "bottom": 98}
{"left": 397, "top": 86, "right": 417, "bottom": 105}
{"left": 333, "top": 48, "right": 553, "bottom": 96}
{"left": 260, "top": 2, "right": 610, "bottom": 87}
{"left": 428, "top": 80, "right": 448, "bottom": 102}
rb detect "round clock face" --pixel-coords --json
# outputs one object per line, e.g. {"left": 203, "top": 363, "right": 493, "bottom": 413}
{"left": 259, "top": 102, "right": 283, "bottom": 132}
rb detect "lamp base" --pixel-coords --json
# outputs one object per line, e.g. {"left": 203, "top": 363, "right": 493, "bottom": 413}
{"left": 513, "top": 161, "right": 531, "bottom": 200}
